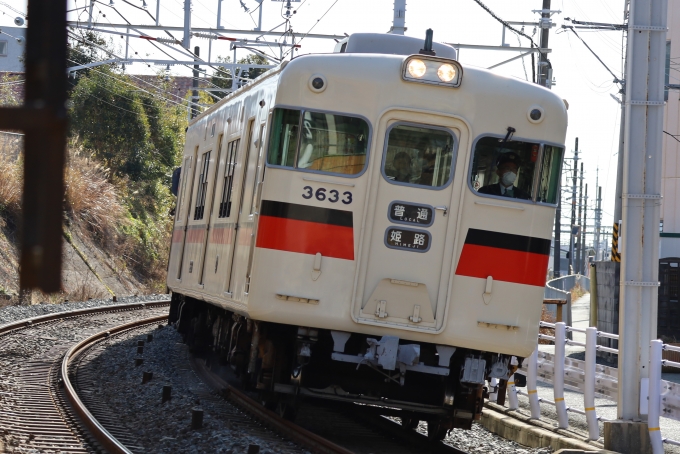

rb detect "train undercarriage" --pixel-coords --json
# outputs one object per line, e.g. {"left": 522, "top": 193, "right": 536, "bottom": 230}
{"left": 169, "top": 294, "right": 521, "bottom": 441}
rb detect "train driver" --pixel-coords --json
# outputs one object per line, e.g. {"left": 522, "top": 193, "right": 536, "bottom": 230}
{"left": 478, "top": 152, "right": 530, "bottom": 200}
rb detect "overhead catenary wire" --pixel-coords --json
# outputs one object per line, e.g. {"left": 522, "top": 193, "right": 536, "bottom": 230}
{"left": 469, "top": 0, "right": 537, "bottom": 83}
{"left": 282, "top": 0, "right": 342, "bottom": 58}
{"left": 562, "top": 25, "right": 621, "bottom": 84}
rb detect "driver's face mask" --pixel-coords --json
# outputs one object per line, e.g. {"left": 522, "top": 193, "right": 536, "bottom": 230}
{"left": 501, "top": 171, "right": 517, "bottom": 187}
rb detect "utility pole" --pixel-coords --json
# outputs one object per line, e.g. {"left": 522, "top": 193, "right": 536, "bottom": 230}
{"left": 570, "top": 138, "right": 579, "bottom": 274}
{"left": 583, "top": 183, "right": 588, "bottom": 271}
{"left": 606, "top": 0, "right": 666, "bottom": 449}
{"left": 537, "top": 0, "right": 552, "bottom": 87}
{"left": 577, "top": 163, "right": 584, "bottom": 274}
{"left": 389, "top": 0, "right": 407, "bottom": 35}
{"left": 217, "top": 0, "right": 224, "bottom": 29}
{"left": 156, "top": 0, "right": 161, "bottom": 26}
{"left": 183, "top": 0, "right": 192, "bottom": 49}
{"left": 191, "top": 46, "right": 199, "bottom": 119}
{"left": 594, "top": 169, "right": 601, "bottom": 260}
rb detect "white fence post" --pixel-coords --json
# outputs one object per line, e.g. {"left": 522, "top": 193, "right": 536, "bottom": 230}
{"left": 554, "top": 322, "right": 569, "bottom": 429}
{"left": 649, "top": 340, "right": 664, "bottom": 454}
{"left": 507, "top": 373, "right": 519, "bottom": 410}
{"left": 527, "top": 348, "right": 541, "bottom": 419}
{"left": 584, "top": 327, "right": 600, "bottom": 440}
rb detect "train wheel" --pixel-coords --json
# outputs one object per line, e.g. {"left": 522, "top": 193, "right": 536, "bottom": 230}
{"left": 427, "top": 420, "right": 448, "bottom": 442}
{"left": 275, "top": 401, "right": 298, "bottom": 421}
{"left": 400, "top": 417, "right": 419, "bottom": 430}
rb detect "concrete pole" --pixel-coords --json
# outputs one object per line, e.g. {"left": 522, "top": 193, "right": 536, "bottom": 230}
{"left": 583, "top": 183, "right": 588, "bottom": 271}
{"left": 389, "top": 0, "right": 406, "bottom": 35}
{"left": 538, "top": 0, "right": 552, "bottom": 88}
{"left": 577, "top": 163, "right": 584, "bottom": 274}
{"left": 255, "top": 0, "right": 263, "bottom": 31}
{"left": 87, "top": 0, "right": 95, "bottom": 29}
{"left": 156, "top": 0, "right": 160, "bottom": 26}
{"left": 183, "top": 0, "right": 192, "bottom": 50}
{"left": 570, "top": 139, "right": 579, "bottom": 274}
{"left": 191, "top": 46, "right": 199, "bottom": 119}
{"left": 611, "top": 0, "right": 666, "bottom": 439}
{"left": 596, "top": 186, "right": 603, "bottom": 260}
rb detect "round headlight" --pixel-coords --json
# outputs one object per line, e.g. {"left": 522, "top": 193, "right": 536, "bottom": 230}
{"left": 437, "top": 64, "right": 456, "bottom": 82}
{"left": 407, "top": 59, "right": 427, "bottom": 78}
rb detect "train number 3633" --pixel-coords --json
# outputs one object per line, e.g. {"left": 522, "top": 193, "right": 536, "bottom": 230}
{"left": 302, "top": 186, "right": 352, "bottom": 205}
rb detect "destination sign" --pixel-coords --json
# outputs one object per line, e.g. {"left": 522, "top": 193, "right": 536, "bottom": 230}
{"left": 385, "top": 227, "right": 431, "bottom": 253}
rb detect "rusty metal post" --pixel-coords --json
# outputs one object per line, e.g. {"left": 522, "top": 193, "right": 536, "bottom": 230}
{"left": 0, "top": 0, "right": 68, "bottom": 293}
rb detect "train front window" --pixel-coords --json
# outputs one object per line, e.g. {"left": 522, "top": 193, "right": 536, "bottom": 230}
{"left": 383, "top": 124, "right": 454, "bottom": 188}
{"left": 537, "top": 145, "right": 564, "bottom": 204}
{"left": 267, "top": 108, "right": 369, "bottom": 176}
{"left": 470, "top": 137, "right": 539, "bottom": 201}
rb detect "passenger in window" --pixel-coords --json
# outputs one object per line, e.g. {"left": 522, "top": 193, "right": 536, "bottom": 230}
{"left": 390, "top": 151, "right": 413, "bottom": 183}
{"left": 478, "top": 152, "right": 530, "bottom": 200}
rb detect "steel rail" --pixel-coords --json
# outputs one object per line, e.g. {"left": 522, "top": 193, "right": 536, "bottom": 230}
{"left": 192, "top": 358, "right": 355, "bottom": 454}
{"left": 0, "top": 300, "right": 169, "bottom": 335}
{"left": 61, "top": 311, "right": 169, "bottom": 454}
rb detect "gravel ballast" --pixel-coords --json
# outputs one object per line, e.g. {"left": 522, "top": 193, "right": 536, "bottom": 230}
{"left": 89, "top": 324, "right": 553, "bottom": 454}
{"left": 0, "top": 294, "right": 170, "bottom": 326}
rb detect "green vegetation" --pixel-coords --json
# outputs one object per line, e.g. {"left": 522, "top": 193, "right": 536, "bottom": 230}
{"left": 210, "top": 54, "right": 270, "bottom": 99}
{"left": 68, "top": 62, "right": 187, "bottom": 288}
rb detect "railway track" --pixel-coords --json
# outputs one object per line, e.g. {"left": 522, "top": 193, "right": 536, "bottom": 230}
{"left": 0, "top": 300, "right": 169, "bottom": 453}
{"left": 192, "top": 356, "right": 469, "bottom": 454}
{"left": 0, "top": 300, "right": 477, "bottom": 454}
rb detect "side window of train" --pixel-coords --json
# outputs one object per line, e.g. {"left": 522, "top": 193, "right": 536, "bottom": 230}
{"left": 382, "top": 124, "right": 455, "bottom": 188}
{"left": 536, "top": 145, "right": 564, "bottom": 204}
{"left": 470, "top": 137, "right": 539, "bottom": 202}
{"left": 218, "top": 138, "right": 240, "bottom": 218}
{"left": 176, "top": 156, "right": 191, "bottom": 221}
{"left": 267, "top": 108, "right": 370, "bottom": 176}
{"left": 193, "top": 150, "right": 211, "bottom": 220}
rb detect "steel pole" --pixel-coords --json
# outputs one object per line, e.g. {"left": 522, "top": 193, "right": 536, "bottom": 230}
{"left": 191, "top": 46, "right": 199, "bottom": 119}
{"left": 616, "top": 0, "right": 666, "bottom": 421}
{"left": 538, "top": 0, "right": 552, "bottom": 87}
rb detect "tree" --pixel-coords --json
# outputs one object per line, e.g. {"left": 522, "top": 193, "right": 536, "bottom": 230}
{"left": 209, "top": 53, "right": 272, "bottom": 99}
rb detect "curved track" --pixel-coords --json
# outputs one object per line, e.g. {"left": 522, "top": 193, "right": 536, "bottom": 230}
{"left": 0, "top": 301, "right": 169, "bottom": 453}
{"left": 1, "top": 301, "right": 471, "bottom": 454}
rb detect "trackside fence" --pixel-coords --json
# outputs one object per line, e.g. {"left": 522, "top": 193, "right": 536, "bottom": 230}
{"left": 510, "top": 321, "right": 678, "bottom": 454}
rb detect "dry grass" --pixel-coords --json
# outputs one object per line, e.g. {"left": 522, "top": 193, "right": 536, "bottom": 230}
{"left": 571, "top": 283, "right": 587, "bottom": 300}
{"left": 0, "top": 153, "right": 22, "bottom": 218}
{"left": 65, "top": 150, "right": 125, "bottom": 240}
{"left": 538, "top": 304, "right": 556, "bottom": 345}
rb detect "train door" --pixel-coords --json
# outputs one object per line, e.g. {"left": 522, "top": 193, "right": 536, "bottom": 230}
{"left": 359, "top": 113, "right": 460, "bottom": 331}
{"left": 214, "top": 137, "right": 241, "bottom": 296}
{"left": 226, "top": 118, "right": 256, "bottom": 297}
{"left": 197, "top": 134, "right": 224, "bottom": 286}
{"left": 175, "top": 146, "right": 199, "bottom": 281}
{"left": 244, "top": 122, "right": 267, "bottom": 294}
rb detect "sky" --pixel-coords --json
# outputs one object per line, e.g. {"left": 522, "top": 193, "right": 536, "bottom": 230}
{"left": 3, "top": 0, "right": 633, "bottom": 247}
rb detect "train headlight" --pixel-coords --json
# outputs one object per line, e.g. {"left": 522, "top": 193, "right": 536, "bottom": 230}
{"left": 402, "top": 55, "right": 463, "bottom": 88}
{"left": 437, "top": 64, "right": 456, "bottom": 82}
{"left": 407, "top": 59, "right": 427, "bottom": 78}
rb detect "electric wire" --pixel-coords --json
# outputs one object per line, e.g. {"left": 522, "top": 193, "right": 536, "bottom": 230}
{"left": 563, "top": 26, "right": 621, "bottom": 84}
{"left": 469, "top": 0, "right": 537, "bottom": 83}
{"left": 0, "top": 1, "right": 26, "bottom": 17}
{"left": 282, "top": 0, "right": 340, "bottom": 59}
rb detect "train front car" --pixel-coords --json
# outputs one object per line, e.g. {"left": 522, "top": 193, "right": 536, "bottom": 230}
{"left": 169, "top": 33, "right": 567, "bottom": 438}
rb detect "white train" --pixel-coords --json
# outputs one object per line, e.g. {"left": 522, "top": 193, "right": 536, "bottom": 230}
{"left": 167, "top": 32, "right": 567, "bottom": 439}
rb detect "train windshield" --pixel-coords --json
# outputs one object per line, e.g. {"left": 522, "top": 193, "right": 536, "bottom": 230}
{"left": 470, "top": 137, "right": 563, "bottom": 204}
{"left": 267, "top": 108, "right": 369, "bottom": 176}
{"left": 382, "top": 124, "right": 455, "bottom": 188}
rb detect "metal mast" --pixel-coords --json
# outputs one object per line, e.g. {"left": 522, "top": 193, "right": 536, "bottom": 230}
{"left": 389, "top": 0, "right": 407, "bottom": 35}
{"left": 577, "top": 162, "right": 584, "bottom": 274}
